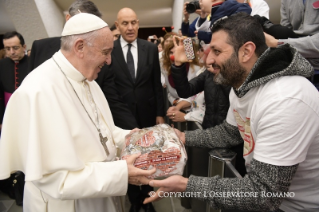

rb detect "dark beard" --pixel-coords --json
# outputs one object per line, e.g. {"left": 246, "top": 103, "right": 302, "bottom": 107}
{"left": 213, "top": 52, "right": 247, "bottom": 88}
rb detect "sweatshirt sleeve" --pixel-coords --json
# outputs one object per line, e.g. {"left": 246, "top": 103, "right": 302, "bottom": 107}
{"left": 171, "top": 64, "right": 206, "bottom": 98}
{"left": 185, "top": 120, "right": 243, "bottom": 148}
{"left": 279, "top": 34, "right": 319, "bottom": 69}
{"left": 186, "top": 159, "right": 298, "bottom": 211}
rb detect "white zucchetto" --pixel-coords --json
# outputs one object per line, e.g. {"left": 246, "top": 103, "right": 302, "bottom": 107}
{"left": 61, "top": 13, "right": 108, "bottom": 36}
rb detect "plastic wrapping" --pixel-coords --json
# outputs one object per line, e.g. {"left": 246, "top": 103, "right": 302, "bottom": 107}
{"left": 121, "top": 124, "right": 187, "bottom": 178}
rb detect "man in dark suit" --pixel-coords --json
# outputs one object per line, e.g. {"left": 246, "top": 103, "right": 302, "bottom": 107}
{"left": 28, "top": 0, "right": 138, "bottom": 130}
{"left": 106, "top": 7, "right": 165, "bottom": 212}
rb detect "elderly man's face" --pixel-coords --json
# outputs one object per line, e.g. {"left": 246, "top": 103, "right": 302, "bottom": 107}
{"left": 116, "top": 10, "right": 139, "bottom": 43}
{"left": 83, "top": 27, "right": 113, "bottom": 81}
{"left": 206, "top": 30, "right": 246, "bottom": 87}
{"left": 3, "top": 36, "right": 26, "bottom": 62}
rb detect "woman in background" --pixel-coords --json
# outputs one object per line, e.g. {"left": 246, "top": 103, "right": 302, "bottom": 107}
{"left": 161, "top": 39, "right": 200, "bottom": 106}
{"left": 166, "top": 41, "right": 207, "bottom": 124}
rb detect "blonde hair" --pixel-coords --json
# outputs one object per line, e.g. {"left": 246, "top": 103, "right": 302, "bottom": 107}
{"left": 161, "top": 39, "right": 199, "bottom": 76}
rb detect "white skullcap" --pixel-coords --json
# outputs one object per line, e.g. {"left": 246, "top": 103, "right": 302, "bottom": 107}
{"left": 61, "top": 13, "right": 108, "bottom": 36}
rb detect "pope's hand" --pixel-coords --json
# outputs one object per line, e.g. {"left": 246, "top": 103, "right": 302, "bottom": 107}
{"left": 143, "top": 175, "right": 188, "bottom": 204}
{"left": 125, "top": 153, "right": 156, "bottom": 186}
{"left": 130, "top": 128, "right": 140, "bottom": 134}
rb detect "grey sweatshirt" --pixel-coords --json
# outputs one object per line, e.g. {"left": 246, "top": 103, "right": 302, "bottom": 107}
{"left": 184, "top": 44, "right": 315, "bottom": 211}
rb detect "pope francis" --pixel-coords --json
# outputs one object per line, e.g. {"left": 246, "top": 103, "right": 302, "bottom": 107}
{"left": 0, "top": 13, "right": 155, "bottom": 212}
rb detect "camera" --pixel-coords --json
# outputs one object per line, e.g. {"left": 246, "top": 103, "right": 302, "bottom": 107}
{"left": 186, "top": 1, "right": 200, "bottom": 13}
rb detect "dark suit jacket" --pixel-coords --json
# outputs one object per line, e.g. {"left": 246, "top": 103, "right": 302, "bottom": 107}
{"left": 102, "top": 38, "right": 164, "bottom": 128}
{"left": 28, "top": 37, "right": 61, "bottom": 72}
{"left": 28, "top": 37, "right": 138, "bottom": 129}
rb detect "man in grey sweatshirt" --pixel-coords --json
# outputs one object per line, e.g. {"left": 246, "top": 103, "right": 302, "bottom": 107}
{"left": 144, "top": 13, "right": 319, "bottom": 212}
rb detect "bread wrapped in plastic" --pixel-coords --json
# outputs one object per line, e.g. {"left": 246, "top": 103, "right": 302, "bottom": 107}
{"left": 121, "top": 124, "right": 187, "bottom": 178}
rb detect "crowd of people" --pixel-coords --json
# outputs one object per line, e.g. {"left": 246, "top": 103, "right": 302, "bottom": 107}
{"left": 0, "top": 0, "right": 318, "bottom": 212}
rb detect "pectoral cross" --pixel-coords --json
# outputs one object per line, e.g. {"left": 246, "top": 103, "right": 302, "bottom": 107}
{"left": 99, "top": 132, "right": 109, "bottom": 155}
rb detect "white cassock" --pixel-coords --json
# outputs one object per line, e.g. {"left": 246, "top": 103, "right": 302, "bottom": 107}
{"left": 0, "top": 51, "right": 130, "bottom": 212}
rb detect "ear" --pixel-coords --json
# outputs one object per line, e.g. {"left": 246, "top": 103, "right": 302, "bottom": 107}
{"left": 22, "top": 44, "right": 26, "bottom": 51}
{"left": 238, "top": 41, "right": 256, "bottom": 63}
{"left": 115, "top": 21, "right": 119, "bottom": 28}
{"left": 73, "top": 39, "right": 85, "bottom": 58}
{"left": 65, "top": 14, "right": 71, "bottom": 21}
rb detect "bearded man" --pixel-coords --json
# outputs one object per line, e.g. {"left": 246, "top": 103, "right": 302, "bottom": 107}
{"left": 144, "top": 12, "right": 319, "bottom": 212}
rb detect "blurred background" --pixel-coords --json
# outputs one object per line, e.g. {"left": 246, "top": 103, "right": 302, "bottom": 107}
{"left": 0, "top": 0, "right": 280, "bottom": 49}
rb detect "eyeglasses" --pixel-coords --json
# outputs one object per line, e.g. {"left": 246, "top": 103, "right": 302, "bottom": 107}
{"left": 4, "top": 46, "right": 21, "bottom": 51}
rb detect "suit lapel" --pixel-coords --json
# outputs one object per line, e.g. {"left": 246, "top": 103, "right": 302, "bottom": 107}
{"left": 112, "top": 39, "right": 135, "bottom": 84}
{"left": 135, "top": 39, "right": 146, "bottom": 84}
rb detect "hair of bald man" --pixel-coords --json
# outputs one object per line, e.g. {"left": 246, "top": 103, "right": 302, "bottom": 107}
{"left": 68, "top": 0, "right": 102, "bottom": 18}
{"left": 61, "top": 29, "right": 102, "bottom": 51}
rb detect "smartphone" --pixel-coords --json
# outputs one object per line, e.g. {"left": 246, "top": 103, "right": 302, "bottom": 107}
{"left": 183, "top": 38, "right": 195, "bottom": 60}
{"left": 148, "top": 35, "right": 154, "bottom": 39}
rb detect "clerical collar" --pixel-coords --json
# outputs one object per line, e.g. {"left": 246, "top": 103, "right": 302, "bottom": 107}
{"left": 9, "top": 55, "right": 26, "bottom": 63}
{"left": 54, "top": 51, "right": 86, "bottom": 82}
{"left": 120, "top": 36, "right": 137, "bottom": 48}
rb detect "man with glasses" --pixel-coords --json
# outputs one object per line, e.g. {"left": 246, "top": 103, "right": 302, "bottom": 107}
{"left": 0, "top": 31, "right": 29, "bottom": 131}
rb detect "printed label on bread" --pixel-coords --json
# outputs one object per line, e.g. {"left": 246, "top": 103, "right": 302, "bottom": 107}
{"left": 121, "top": 124, "right": 187, "bottom": 178}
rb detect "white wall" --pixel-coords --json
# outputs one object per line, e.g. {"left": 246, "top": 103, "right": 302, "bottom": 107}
{"left": 4, "top": 0, "right": 48, "bottom": 48}
{"left": 0, "top": 1, "right": 16, "bottom": 34}
{"left": 264, "top": 0, "right": 281, "bottom": 23}
{"left": 2, "top": 0, "right": 64, "bottom": 49}
{"left": 34, "top": 0, "right": 65, "bottom": 37}
{"left": 172, "top": 0, "right": 184, "bottom": 32}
